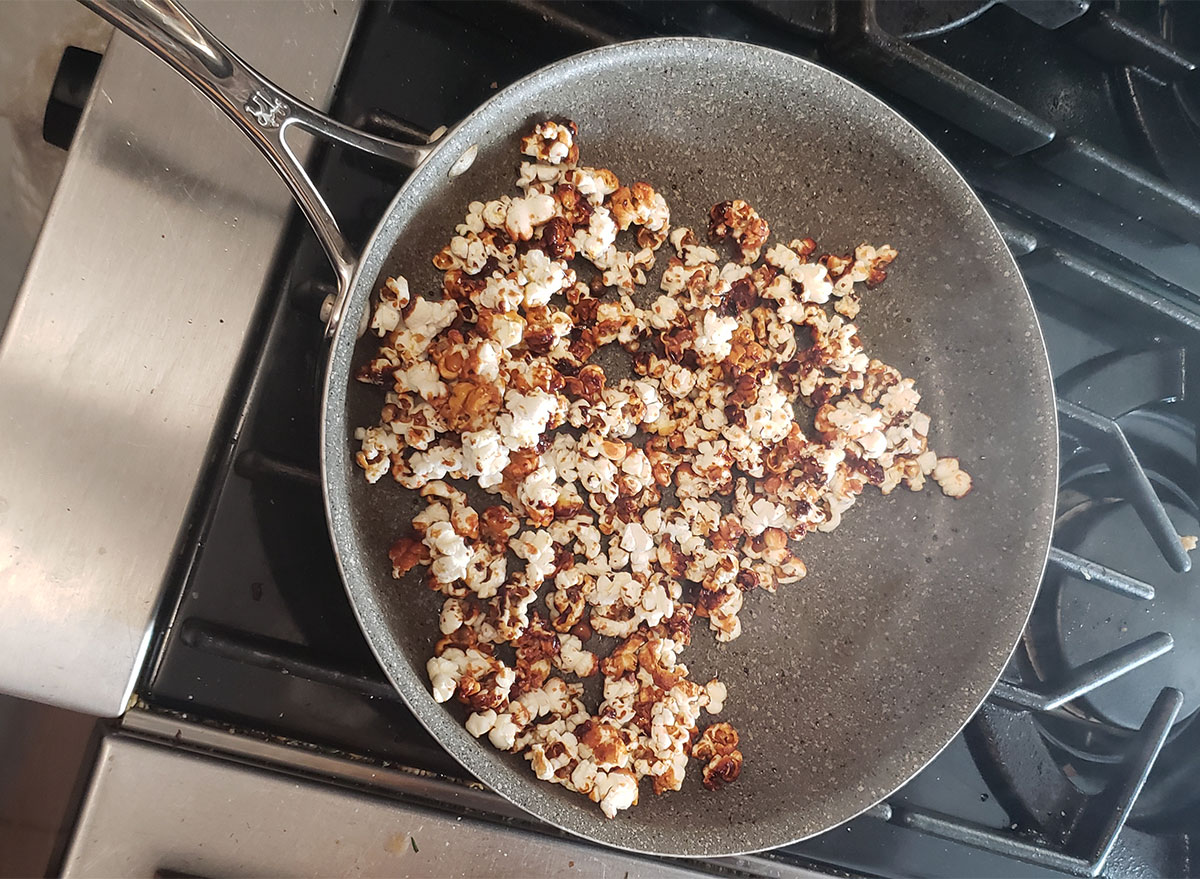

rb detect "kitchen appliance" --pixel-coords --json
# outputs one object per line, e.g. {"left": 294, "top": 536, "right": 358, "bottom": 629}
{"left": 80, "top": 0, "right": 1057, "bottom": 856}
{"left": 5, "top": 1, "right": 1198, "bottom": 875}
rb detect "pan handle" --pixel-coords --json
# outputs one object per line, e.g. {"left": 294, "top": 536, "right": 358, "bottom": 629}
{"left": 80, "top": 0, "right": 437, "bottom": 340}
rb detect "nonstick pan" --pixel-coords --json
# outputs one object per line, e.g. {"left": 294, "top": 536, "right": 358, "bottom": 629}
{"left": 87, "top": 0, "right": 1058, "bottom": 857}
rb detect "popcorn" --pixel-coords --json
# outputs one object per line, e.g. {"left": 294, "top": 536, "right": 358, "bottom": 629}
{"left": 709, "top": 199, "right": 769, "bottom": 264}
{"left": 520, "top": 249, "right": 573, "bottom": 306}
{"left": 566, "top": 166, "right": 619, "bottom": 205}
{"left": 556, "top": 633, "right": 599, "bottom": 677}
{"left": 460, "top": 428, "right": 510, "bottom": 489}
{"left": 499, "top": 390, "right": 561, "bottom": 450}
{"left": 705, "top": 679, "right": 728, "bottom": 714}
{"left": 371, "top": 275, "right": 410, "bottom": 335}
{"left": 513, "top": 529, "right": 557, "bottom": 586}
{"left": 521, "top": 120, "right": 578, "bottom": 166}
{"left": 352, "top": 118, "right": 970, "bottom": 820}
{"left": 693, "top": 311, "right": 738, "bottom": 363}
{"left": 505, "top": 193, "right": 557, "bottom": 242}
{"left": 572, "top": 207, "right": 618, "bottom": 263}
{"left": 423, "top": 521, "right": 472, "bottom": 585}
{"left": 398, "top": 296, "right": 459, "bottom": 358}
{"left": 933, "top": 456, "right": 973, "bottom": 498}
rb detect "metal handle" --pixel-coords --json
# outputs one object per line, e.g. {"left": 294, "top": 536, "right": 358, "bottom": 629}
{"left": 80, "top": 0, "right": 434, "bottom": 339}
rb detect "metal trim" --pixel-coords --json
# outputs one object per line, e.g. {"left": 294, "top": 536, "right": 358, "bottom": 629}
{"left": 118, "top": 708, "right": 847, "bottom": 879}
{"left": 0, "top": 0, "right": 360, "bottom": 716}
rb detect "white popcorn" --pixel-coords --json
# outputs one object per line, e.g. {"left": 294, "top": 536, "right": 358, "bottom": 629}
{"left": 522, "top": 120, "right": 574, "bottom": 165}
{"left": 401, "top": 442, "right": 464, "bottom": 489}
{"left": 505, "top": 193, "right": 556, "bottom": 241}
{"left": 684, "top": 243, "right": 719, "bottom": 266}
{"left": 439, "top": 598, "right": 466, "bottom": 635}
{"left": 661, "top": 364, "right": 696, "bottom": 399}
{"left": 639, "top": 576, "right": 673, "bottom": 627}
{"left": 619, "top": 521, "right": 654, "bottom": 573}
{"left": 489, "top": 712, "right": 522, "bottom": 750}
{"left": 720, "top": 262, "right": 753, "bottom": 285}
{"left": 397, "top": 361, "right": 446, "bottom": 402}
{"left": 517, "top": 162, "right": 565, "bottom": 192}
{"left": 794, "top": 262, "right": 833, "bottom": 304}
{"left": 582, "top": 465, "right": 623, "bottom": 507}
{"left": 631, "top": 380, "right": 663, "bottom": 425}
{"left": 556, "top": 634, "right": 598, "bottom": 677}
{"left": 393, "top": 296, "right": 458, "bottom": 359}
{"left": 765, "top": 242, "right": 804, "bottom": 278}
{"left": 513, "top": 529, "right": 557, "bottom": 585}
{"left": 487, "top": 312, "right": 525, "bottom": 350}
{"left": 464, "top": 550, "right": 506, "bottom": 599}
{"left": 520, "top": 678, "right": 575, "bottom": 719}
{"left": 705, "top": 680, "right": 728, "bottom": 714}
{"left": 933, "top": 456, "right": 973, "bottom": 498}
{"left": 693, "top": 311, "right": 738, "bottom": 362}
{"left": 521, "top": 249, "right": 572, "bottom": 306}
{"left": 480, "top": 197, "right": 510, "bottom": 229}
{"left": 424, "top": 521, "right": 472, "bottom": 585}
{"left": 427, "top": 654, "right": 461, "bottom": 703}
{"left": 500, "top": 390, "right": 561, "bottom": 450}
{"left": 478, "top": 273, "right": 524, "bottom": 312}
{"left": 466, "top": 709, "right": 498, "bottom": 737}
{"left": 448, "top": 234, "right": 488, "bottom": 273}
{"left": 659, "top": 262, "right": 693, "bottom": 297}
{"left": 742, "top": 497, "right": 790, "bottom": 537}
{"left": 518, "top": 465, "right": 560, "bottom": 513}
{"left": 460, "top": 428, "right": 510, "bottom": 489}
{"left": 354, "top": 426, "right": 398, "bottom": 483}
{"left": 646, "top": 294, "right": 681, "bottom": 329}
{"left": 572, "top": 207, "right": 618, "bottom": 264}
{"left": 568, "top": 166, "right": 618, "bottom": 204}
{"left": 595, "top": 770, "right": 639, "bottom": 818}
{"left": 621, "top": 449, "right": 653, "bottom": 489}
{"left": 371, "top": 275, "right": 411, "bottom": 335}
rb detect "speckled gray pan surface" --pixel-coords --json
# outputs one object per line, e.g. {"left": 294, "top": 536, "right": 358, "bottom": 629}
{"left": 321, "top": 38, "right": 1057, "bottom": 856}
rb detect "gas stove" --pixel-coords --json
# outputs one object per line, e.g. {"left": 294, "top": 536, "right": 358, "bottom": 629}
{"left": 43, "top": 1, "right": 1200, "bottom": 875}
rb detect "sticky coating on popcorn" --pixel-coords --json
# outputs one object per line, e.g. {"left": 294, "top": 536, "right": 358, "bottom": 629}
{"left": 353, "top": 119, "right": 972, "bottom": 818}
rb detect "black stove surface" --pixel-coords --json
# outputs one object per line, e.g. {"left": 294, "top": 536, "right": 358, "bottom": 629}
{"left": 143, "top": 2, "right": 1200, "bottom": 876}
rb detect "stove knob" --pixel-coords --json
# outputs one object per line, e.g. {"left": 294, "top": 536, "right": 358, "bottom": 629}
{"left": 42, "top": 46, "right": 103, "bottom": 151}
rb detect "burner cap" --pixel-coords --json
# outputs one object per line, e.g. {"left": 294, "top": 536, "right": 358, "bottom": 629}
{"left": 1055, "top": 494, "right": 1200, "bottom": 730}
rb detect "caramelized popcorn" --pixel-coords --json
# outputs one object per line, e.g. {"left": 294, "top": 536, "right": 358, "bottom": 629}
{"left": 352, "top": 119, "right": 971, "bottom": 819}
{"left": 693, "top": 722, "right": 744, "bottom": 790}
{"left": 521, "top": 120, "right": 579, "bottom": 166}
{"left": 709, "top": 199, "right": 770, "bottom": 265}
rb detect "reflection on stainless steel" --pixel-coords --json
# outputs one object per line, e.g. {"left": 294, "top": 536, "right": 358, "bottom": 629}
{"left": 62, "top": 732, "right": 832, "bottom": 879}
{"left": 0, "top": 0, "right": 358, "bottom": 716}
{"left": 83, "top": 0, "right": 432, "bottom": 343}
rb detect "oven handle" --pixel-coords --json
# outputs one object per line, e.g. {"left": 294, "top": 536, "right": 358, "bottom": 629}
{"left": 79, "top": 0, "right": 437, "bottom": 340}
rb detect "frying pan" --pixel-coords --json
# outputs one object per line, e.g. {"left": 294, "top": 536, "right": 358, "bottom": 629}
{"left": 86, "top": 0, "right": 1058, "bottom": 857}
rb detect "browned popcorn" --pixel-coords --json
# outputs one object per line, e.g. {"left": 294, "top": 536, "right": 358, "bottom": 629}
{"left": 351, "top": 119, "right": 971, "bottom": 818}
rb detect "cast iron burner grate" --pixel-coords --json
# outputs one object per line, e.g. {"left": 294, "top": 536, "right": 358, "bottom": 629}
{"left": 141, "top": 2, "right": 1200, "bottom": 877}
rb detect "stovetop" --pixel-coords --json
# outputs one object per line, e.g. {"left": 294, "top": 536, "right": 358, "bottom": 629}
{"left": 138, "top": 2, "right": 1200, "bottom": 876}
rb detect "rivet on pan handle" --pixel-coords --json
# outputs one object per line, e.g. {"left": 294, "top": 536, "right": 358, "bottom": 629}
{"left": 78, "top": 0, "right": 471, "bottom": 341}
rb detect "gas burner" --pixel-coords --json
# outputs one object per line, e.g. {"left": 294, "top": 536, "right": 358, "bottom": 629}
{"left": 964, "top": 345, "right": 1200, "bottom": 839}
{"left": 1112, "top": 0, "right": 1200, "bottom": 200}
{"left": 1043, "top": 466, "right": 1200, "bottom": 733}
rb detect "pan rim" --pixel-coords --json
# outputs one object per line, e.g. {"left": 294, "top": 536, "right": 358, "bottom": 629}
{"left": 320, "top": 35, "right": 1058, "bottom": 857}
